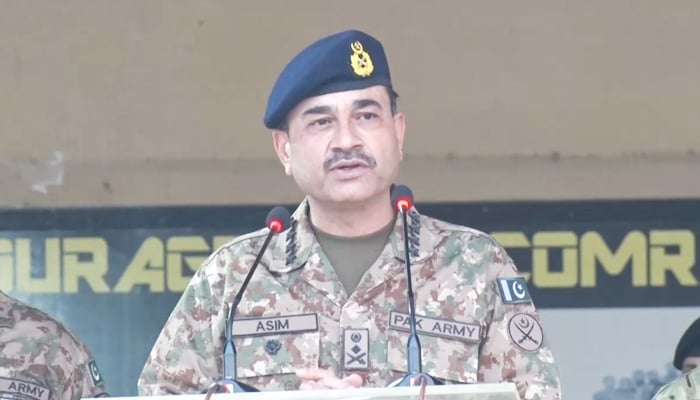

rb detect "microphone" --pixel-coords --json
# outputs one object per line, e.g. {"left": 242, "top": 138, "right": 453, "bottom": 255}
{"left": 208, "top": 206, "right": 292, "bottom": 395}
{"left": 387, "top": 185, "right": 444, "bottom": 388}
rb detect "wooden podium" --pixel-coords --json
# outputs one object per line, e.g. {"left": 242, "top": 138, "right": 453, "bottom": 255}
{"left": 93, "top": 383, "right": 520, "bottom": 400}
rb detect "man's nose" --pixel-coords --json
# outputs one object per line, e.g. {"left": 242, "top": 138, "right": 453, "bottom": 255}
{"left": 331, "top": 120, "right": 362, "bottom": 150}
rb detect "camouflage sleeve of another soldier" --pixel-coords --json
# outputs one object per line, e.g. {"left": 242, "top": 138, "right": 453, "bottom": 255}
{"left": 137, "top": 248, "right": 228, "bottom": 395}
{"left": 0, "top": 291, "right": 109, "bottom": 400}
{"left": 476, "top": 237, "right": 562, "bottom": 400}
{"left": 65, "top": 333, "right": 110, "bottom": 400}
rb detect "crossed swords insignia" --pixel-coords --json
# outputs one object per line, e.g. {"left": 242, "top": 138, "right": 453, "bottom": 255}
{"left": 514, "top": 316, "right": 539, "bottom": 345}
{"left": 346, "top": 351, "right": 367, "bottom": 365}
{"left": 346, "top": 331, "right": 367, "bottom": 365}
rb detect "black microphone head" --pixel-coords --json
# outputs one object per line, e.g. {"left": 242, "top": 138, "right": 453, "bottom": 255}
{"left": 266, "top": 206, "right": 291, "bottom": 233}
{"left": 390, "top": 184, "right": 414, "bottom": 212}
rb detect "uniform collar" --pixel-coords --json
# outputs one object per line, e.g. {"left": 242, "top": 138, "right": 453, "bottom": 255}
{"left": 266, "top": 197, "right": 436, "bottom": 274}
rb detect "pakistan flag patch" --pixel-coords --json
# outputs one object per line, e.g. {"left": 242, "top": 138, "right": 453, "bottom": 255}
{"left": 86, "top": 360, "right": 104, "bottom": 387}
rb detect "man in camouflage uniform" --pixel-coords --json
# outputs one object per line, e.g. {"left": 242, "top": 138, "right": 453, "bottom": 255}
{"left": 0, "top": 290, "right": 109, "bottom": 400}
{"left": 138, "top": 29, "right": 561, "bottom": 399}
{"left": 649, "top": 317, "right": 700, "bottom": 399}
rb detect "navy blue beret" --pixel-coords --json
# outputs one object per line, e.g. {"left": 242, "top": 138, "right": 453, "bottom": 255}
{"left": 674, "top": 317, "right": 700, "bottom": 370}
{"left": 263, "top": 29, "right": 393, "bottom": 130}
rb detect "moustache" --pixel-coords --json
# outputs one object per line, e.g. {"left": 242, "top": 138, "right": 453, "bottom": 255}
{"left": 323, "top": 149, "right": 377, "bottom": 171}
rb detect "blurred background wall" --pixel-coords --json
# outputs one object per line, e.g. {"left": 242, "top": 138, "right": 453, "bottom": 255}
{"left": 1, "top": 0, "right": 699, "bottom": 208}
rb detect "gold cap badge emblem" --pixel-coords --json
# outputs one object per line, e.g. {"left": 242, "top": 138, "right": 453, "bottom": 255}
{"left": 349, "top": 41, "right": 374, "bottom": 78}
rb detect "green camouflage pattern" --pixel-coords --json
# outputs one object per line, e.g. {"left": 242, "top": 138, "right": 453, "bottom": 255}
{"left": 651, "top": 366, "right": 700, "bottom": 400}
{"left": 138, "top": 198, "right": 561, "bottom": 399}
{"left": 0, "top": 291, "right": 109, "bottom": 400}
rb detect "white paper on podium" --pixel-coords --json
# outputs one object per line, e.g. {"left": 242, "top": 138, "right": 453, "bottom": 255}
{"left": 88, "top": 383, "right": 519, "bottom": 400}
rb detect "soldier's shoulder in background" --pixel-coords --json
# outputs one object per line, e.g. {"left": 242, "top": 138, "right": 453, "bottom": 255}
{"left": 652, "top": 366, "right": 700, "bottom": 400}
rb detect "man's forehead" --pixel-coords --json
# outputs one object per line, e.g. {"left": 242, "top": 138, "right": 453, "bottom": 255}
{"left": 685, "top": 356, "right": 700, "bottom": 365}
{"left": 291, "top": 85, "right": 388, "bottom": 116}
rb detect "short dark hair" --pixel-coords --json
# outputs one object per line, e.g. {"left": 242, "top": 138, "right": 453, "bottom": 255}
{"left": 276, "top": 86, "right": 399, "bottom": 132}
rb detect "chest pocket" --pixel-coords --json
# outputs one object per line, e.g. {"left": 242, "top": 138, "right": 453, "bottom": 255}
{"left": 233, "top": 331, "right": 320, "bottom": 390}
{"left": 386, "top": 328, "right": 480, "bottom": 384}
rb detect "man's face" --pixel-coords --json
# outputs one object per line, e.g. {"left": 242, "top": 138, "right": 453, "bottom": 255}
{"left": 682, "top": 355, "right": 700, "bottom": 372}
{"left": 272, "top": 85, "right": 405, "bottom": 206}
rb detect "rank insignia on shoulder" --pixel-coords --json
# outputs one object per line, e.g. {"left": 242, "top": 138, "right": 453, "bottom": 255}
{"left": 497, "top": 277, "right": 532, "bottom": 304}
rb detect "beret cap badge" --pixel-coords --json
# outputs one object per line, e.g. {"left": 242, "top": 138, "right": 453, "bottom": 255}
{"left": 350, "top": 41, "right": 374, "bottom": 78}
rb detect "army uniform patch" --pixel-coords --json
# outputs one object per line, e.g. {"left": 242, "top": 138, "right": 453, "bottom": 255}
{"left": 86, "top": 359, "right": 104, "bottom": 387}
{"left": 497, "top": 277, "right": 532, "bottom": 304}
{"left": 264, "top": 339, "right": 282, "bottom": 356}
{"left": 342, "top": 328, "right": 369, "bottom": 371}
{"left": 231, "top": 313, "right": 318, "bottom": 337}
{"left": 507, "top": 313, "right": 543, "bottom": 352}
{"left": 388, "top": 311, "right": 481, "bottom": 343}
{"left": 0, "top": 377, "right": 51, "bottom": 400}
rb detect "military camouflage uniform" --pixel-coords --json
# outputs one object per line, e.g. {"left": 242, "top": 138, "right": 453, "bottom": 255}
{"left": 138, "top": 199, "right": 561, "bottom": 399}
{"left": 0, "top": 291, "right": 108, "bottom": 400}
{"left": 651, "top": 365, "right": 700, "bottom": 400}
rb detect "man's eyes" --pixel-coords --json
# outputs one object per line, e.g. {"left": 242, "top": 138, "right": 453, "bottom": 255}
{"left": 312, "top": 118, "right": 333, "bottom": 126}
{"left": 358, "top": 112, "right": 378, "bottom": 120}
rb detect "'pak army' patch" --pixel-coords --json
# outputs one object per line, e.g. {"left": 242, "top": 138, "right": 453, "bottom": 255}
{"left": 342, "top": 328, "right": 369, "bottom": 371}
{"left": 497, "top": 277, "right": 532, "bottom": 304}
{"left": 388, "top": 311, "right": 481, "bottom": 343}
{"left": 0, "top": 377, "right": 51, "bottom": 400}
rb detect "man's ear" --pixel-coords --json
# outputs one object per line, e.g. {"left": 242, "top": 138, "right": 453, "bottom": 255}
{"left": 272, "top": 131, "right": 292, "bottom": 176}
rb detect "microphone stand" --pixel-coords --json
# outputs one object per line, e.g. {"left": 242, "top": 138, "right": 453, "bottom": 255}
{"left": 206, "top": 206, "right": 290, "bottom": 396}
{"left": 387, "top": 186, "right": 444, "bottom": 388}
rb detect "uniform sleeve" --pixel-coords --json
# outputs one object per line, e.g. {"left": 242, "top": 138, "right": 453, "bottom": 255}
{"left": 66, "top": 355, "right": 109, "bottom": 399}
{"left": 137, "top": 265, "right": 223, "bottom": 395}
{"left": 477, "top": 239, "right": 562, "bottom": 400}
{"left": 52, "top": 321, "right": 110, "bottom": 400}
